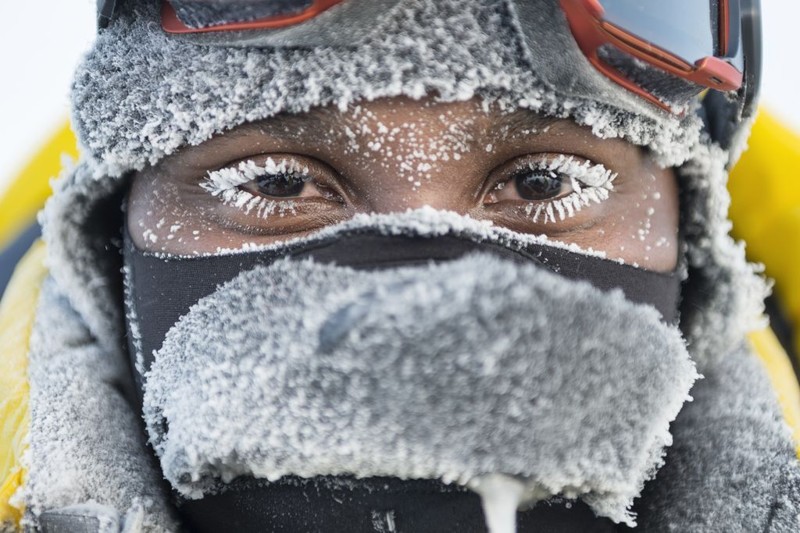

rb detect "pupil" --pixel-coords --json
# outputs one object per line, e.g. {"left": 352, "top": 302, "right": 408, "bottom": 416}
{"left": 514, "top": 169, "right": 563, "bottom": 200}
{"left": 256, "top": 173, "right": 306, "bottom": 197}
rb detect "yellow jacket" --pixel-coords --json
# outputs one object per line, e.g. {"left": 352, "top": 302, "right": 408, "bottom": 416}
{"left": 729, "top": 112, "right": 800, "bottom": 359}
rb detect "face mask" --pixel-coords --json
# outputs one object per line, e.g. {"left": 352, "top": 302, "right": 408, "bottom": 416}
{"left": 123, "top": 211, "right": 693, "bottom": 531}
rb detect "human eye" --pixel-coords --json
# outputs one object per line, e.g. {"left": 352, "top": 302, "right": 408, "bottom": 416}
{"left": 201, "top": 157, "right": 344, "bottom": 218}
{"left": 484, "top": 154, "right": 618, "bottom": 224}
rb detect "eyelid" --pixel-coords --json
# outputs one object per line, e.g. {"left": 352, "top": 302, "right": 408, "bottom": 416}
{"left": 495, "top": 154, "right": 617, "bottom": 188}
{"left": 201, "top": 158, "right": 312, "bottom": 199}
{"left": 200, "top": 156, "right": 346, "bottom": 220}
{"left": 488, "top": 154, "right": 618, "bottom": 224}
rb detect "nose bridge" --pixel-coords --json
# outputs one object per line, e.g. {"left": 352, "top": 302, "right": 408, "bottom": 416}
{"left": 346, "top": 107, "right": 483, "bottom": 215}
{"left": 360, "top": 175, "right": 474, "bottom": 214}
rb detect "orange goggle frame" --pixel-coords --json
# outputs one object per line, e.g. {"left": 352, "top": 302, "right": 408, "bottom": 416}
{"left": 558, "top": 0, "right": 744, "bottom": 112}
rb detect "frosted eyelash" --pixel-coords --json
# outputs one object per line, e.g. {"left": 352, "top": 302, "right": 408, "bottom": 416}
{"left": 200, "top": 158, "right": 311, "bottom": 219}
{"left": 519, "top": 155, "right": 618, "bottom": 224}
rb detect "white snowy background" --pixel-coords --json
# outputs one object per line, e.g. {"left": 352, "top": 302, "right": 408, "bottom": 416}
{"left": 1, "top": 1, "right": 799, "bottom": 191}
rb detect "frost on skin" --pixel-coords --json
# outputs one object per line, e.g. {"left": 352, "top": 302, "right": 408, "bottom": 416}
{"left": 338, "top": 104, "right": 479, "bottom": 191}
{"left": 202, "top": 159, "right": 310, "bottom": 198}
{"left": 177, "top": 207, "right": 610, "bottom": 259}
{"left": 127, "top": 94, "right": 683, "bottom": 268}
{"left": 200, "top": 149, "right": 618, "bottom": 227}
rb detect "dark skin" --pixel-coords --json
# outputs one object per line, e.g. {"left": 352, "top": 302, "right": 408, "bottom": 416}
{"left": 128, "top": 96, "right": 680, "bottom": 271}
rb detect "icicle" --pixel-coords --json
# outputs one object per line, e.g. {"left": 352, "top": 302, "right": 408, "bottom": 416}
{"left": 468, "top": 474, "right": 527, "bottom": 533}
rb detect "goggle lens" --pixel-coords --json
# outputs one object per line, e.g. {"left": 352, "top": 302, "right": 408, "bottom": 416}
{"left": 599, "top": 0, "right": 720, "bottom": 63}
{"left": 599, "top": 0, "right": 744, "bottom": 72}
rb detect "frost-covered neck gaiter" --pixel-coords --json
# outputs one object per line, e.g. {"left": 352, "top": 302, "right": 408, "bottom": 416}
{"left": 123, "top": 211, "right": 693, "bottom": 531}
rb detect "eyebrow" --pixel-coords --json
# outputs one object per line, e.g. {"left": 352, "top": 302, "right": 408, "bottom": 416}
{"left": 205, "top": 104, "right": 568, "bottom": 161}
{"left": 486, "top": 110, "right": 562, "bottom": 140}
{"left": 230, "top": 106, "right": 561, "bottom": 137}
{"left": 213, "top": 113, "right": 326, "bottom": 143}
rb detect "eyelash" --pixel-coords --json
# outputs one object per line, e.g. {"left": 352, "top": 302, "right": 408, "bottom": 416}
{"left": 201, "top": 159, "right": 312, "bottom": 219}
{"left": 201, "top": 155, "right": 618, "bottom": 224}
{"left": 496, "top": 155, "right": 618, "bottom": 224}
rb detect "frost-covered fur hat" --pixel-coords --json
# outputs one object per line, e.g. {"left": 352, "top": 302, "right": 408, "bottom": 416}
{"left": 42, "top": 0, "right": 766, "bottom": 368}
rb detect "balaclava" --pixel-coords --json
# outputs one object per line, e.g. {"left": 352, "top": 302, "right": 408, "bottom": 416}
{"left": 22, "top": 0, "right": 800, "bottom": 532}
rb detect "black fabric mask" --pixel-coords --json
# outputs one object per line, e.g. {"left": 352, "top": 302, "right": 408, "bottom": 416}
{"left": 123, "top": 223, "right": 681, "bottom": 533}
{"left": 174, "top": 476, "right": 619, "bottom": 533}
{"left": 125, "top": 228, "right": 681, "bottom": 381}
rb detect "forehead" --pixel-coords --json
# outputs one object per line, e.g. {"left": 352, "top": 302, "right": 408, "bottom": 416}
{"left": 168, "top": 96, "right": 646, "bottom": 179}
{"left": 217, "top": 97, "right": 578, "bottom": 148}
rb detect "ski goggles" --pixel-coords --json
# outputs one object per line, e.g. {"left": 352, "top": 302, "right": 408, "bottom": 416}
{"left": 558, "top": 0, "right": 762, "bottom": 147}
{"left": 98, "top": 0, "right": 761, "bottom": 143}
{"left": 559, "top": 0, "right": 749, "bottom": 111}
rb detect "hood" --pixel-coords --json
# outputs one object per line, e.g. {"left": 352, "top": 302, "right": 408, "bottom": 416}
{"left": 25, "top": 0, "right": 783, "bottom": 529}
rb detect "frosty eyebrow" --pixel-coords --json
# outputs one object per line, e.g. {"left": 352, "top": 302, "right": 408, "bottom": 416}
{"left": 212, "top": 115, "right": 325, "bottom": 144}
{"left": 220, "top": 107, "right": 564, "bottom": 144}
{"left": 177, "top": 106, "right": 572, "bottom": 174}
{"left": 486, "top": 111, "right": 561, "bottom": 140}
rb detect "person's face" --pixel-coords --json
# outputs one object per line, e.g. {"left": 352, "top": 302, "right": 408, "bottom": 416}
{"left": 127, "top": 96, "right": 679, "bottom": 271}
